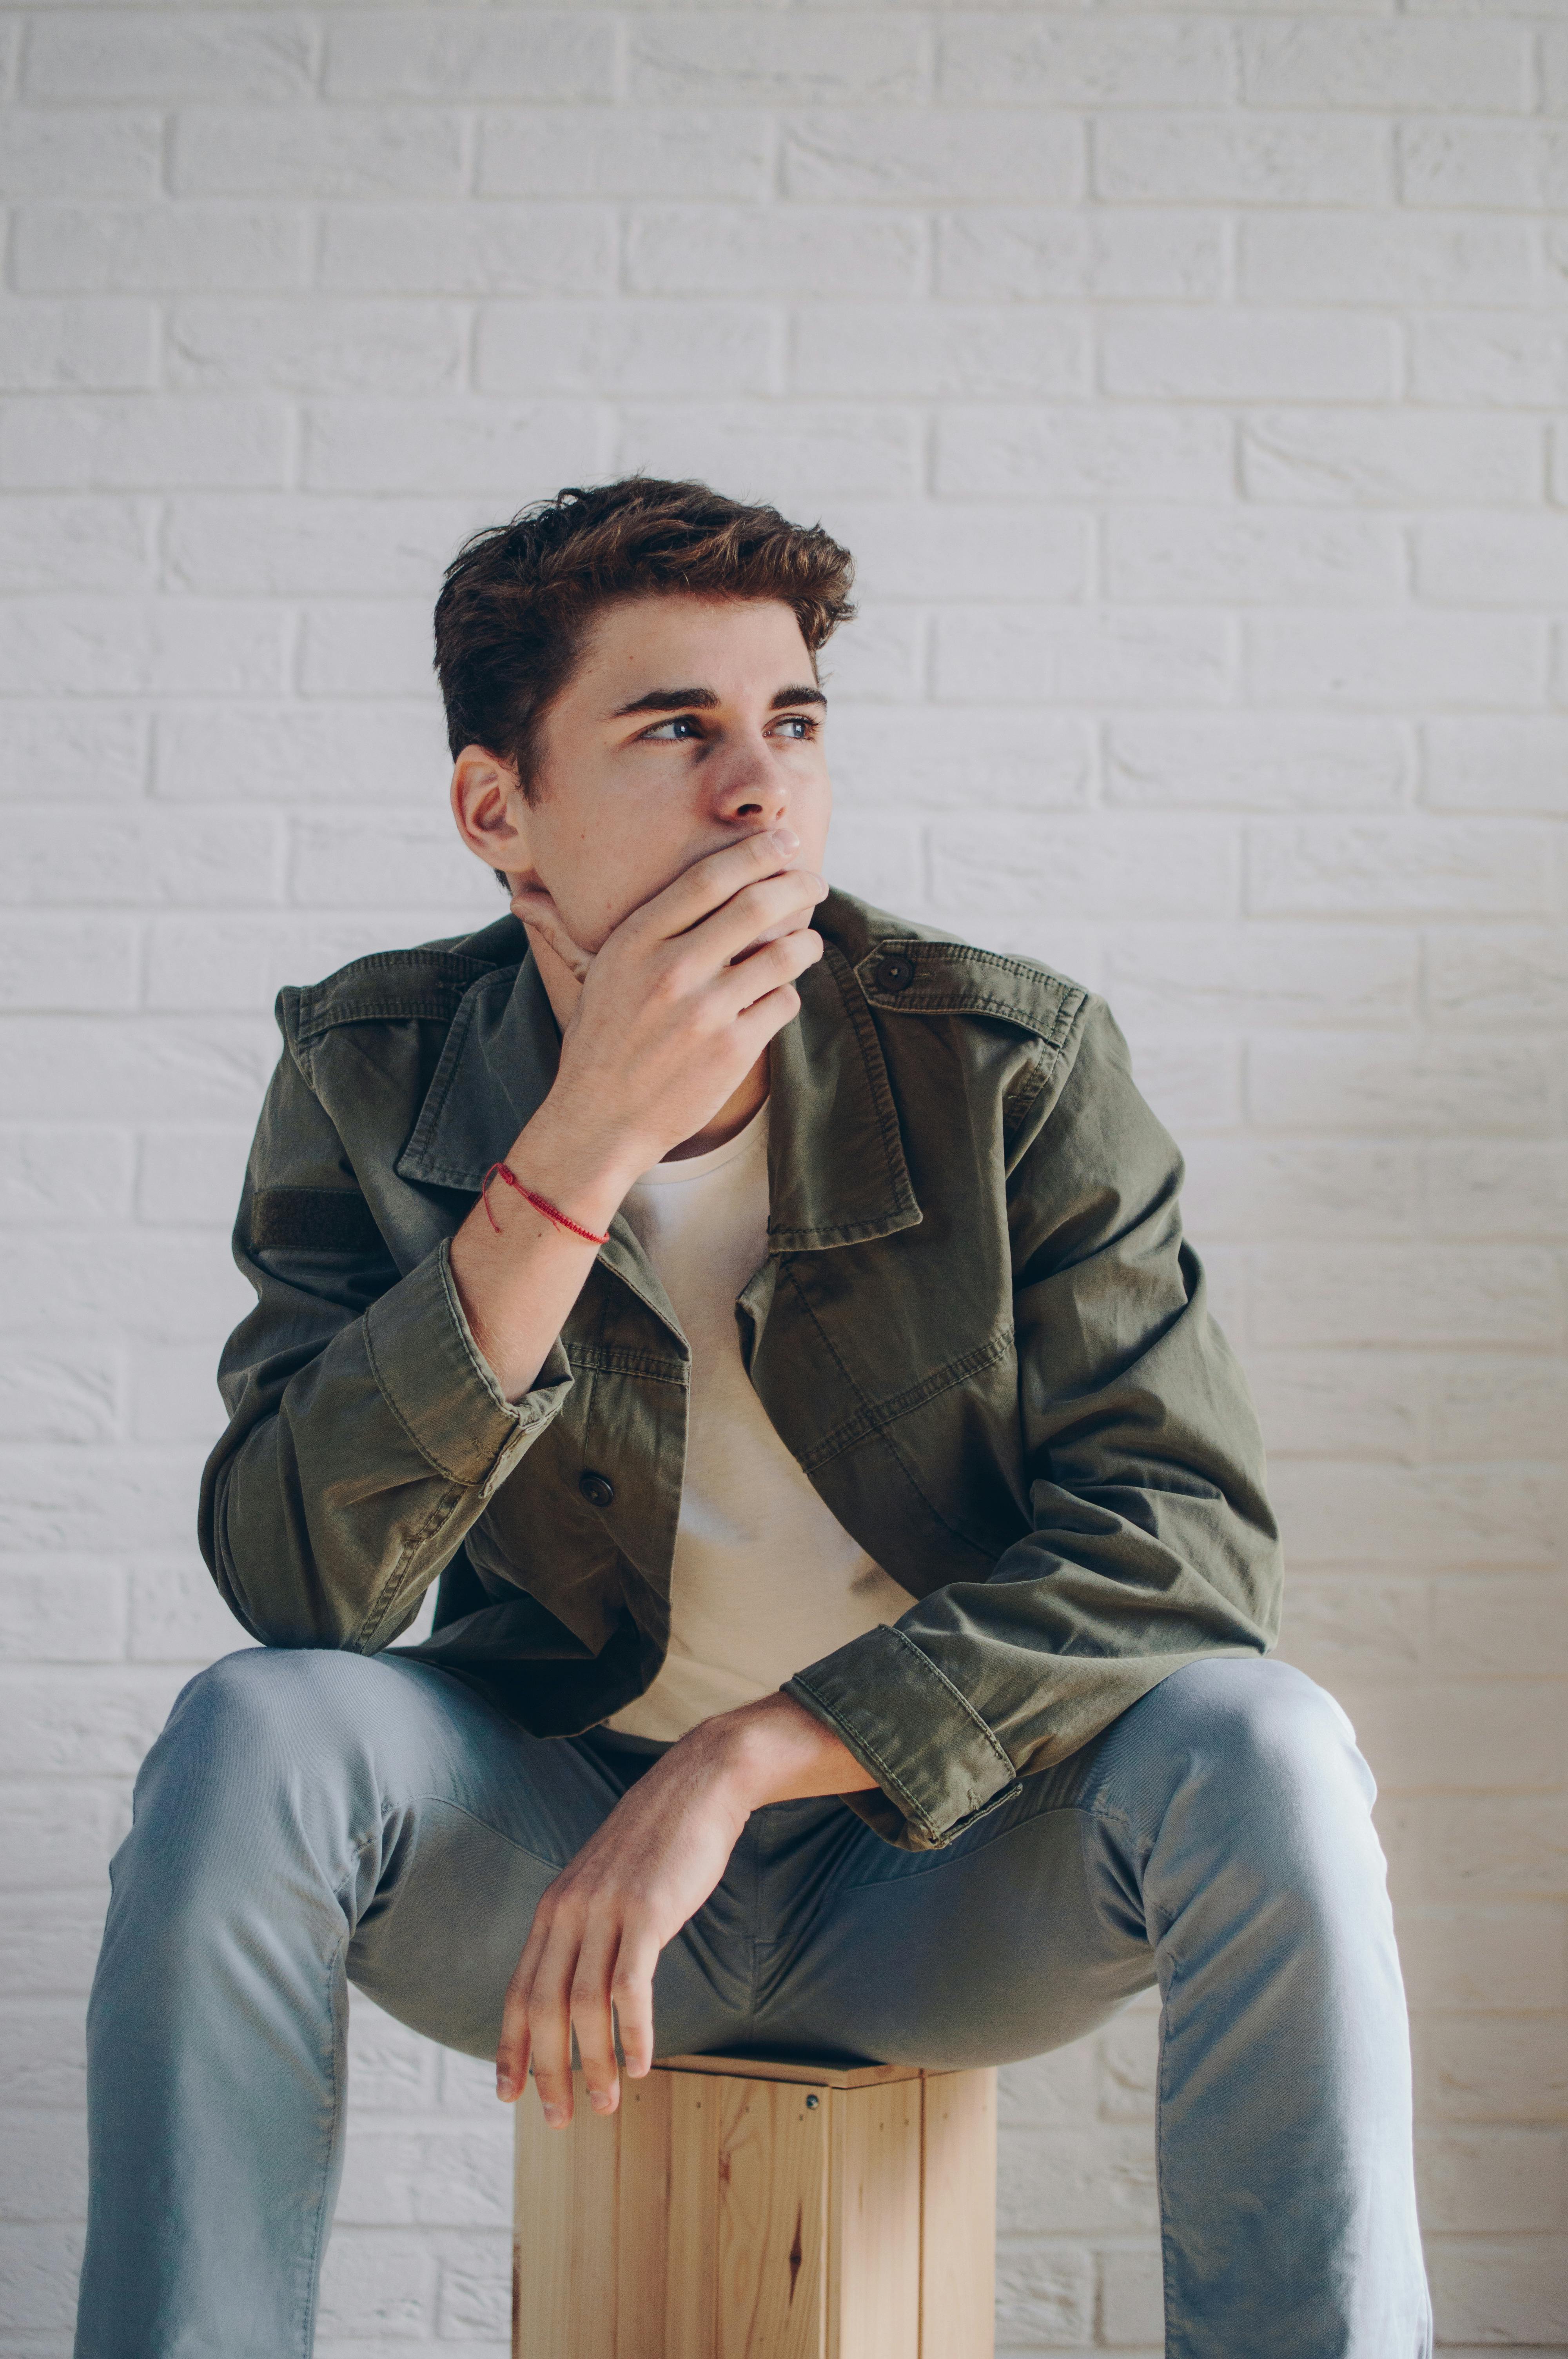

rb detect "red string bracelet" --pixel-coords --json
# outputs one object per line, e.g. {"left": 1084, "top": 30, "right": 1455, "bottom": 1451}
{"left": 480, "top": 1161, "right": 610, "bottom": 1247}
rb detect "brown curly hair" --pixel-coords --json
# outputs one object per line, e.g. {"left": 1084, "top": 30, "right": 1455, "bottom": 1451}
{"left": 433, "top": 476, "right": 856, "bottom": 803}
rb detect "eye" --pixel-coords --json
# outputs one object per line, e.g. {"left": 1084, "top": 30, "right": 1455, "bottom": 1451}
{"left": 638, "top": 714, "right": 704, "bottom": 742}
{"left": 770, "top": 714, "right": 819, "bottom": 742}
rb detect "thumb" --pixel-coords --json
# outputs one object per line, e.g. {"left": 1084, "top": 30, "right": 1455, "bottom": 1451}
{"left": 511, "top": 885, "right": 592, "bottom": 985}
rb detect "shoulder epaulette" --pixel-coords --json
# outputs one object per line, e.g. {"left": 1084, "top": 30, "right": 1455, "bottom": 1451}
{"left": 289, "top": 947, "right": 499, "bottom": 1046}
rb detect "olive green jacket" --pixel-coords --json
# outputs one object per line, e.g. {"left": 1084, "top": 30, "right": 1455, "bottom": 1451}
{"left": 200, "top": 889, "right": 1281, "bottom": 1852}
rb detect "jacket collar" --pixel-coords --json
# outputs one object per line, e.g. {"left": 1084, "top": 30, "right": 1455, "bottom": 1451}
{"left": 396, "top": 899, "right": 922, "bottom": 1261}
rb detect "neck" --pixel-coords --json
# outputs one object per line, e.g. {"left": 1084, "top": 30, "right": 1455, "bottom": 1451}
{"left": 529, "top": 924, "right": 770, "bottom": 1165}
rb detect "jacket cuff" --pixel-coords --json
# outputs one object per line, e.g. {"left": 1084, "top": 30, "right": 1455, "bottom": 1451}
{"left": 783, "top": 1623, "right": 1020, "bottom": 1852}
{"left": 363, "top": 1238, "right": 571, "bottom": 1498}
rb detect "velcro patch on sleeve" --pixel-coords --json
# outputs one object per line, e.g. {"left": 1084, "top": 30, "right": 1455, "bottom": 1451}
{"left": 252, "top": 1186, "right": 386, "bottom": 1256}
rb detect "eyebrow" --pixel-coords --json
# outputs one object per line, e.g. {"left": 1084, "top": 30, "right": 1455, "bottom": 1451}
{"left": 611, "top": 683, "right": 828, "bottom": 718}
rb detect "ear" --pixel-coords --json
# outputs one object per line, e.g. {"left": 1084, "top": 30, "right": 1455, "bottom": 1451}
{"left": 450, "top": 744, "right": 532, "bottom": 884}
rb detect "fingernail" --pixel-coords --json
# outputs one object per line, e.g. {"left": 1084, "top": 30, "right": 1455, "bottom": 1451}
{"left": 542, "top": 2103, "right": 566, "bottom": 2128}
{"left": 496, "top": 2076, "right": 513, "bottom": 2102}
{"left": 769, "top": 826, "right": 800, "bottom": 852}
{"left": 590, "top": 2088, "right": 615, "bottom": 2113}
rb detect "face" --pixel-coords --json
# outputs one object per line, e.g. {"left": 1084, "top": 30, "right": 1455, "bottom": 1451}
{"left": 451, "top": 593, "right": 832, "bottom": 958}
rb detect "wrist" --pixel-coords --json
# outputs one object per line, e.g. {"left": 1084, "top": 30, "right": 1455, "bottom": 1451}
{"left": 688, "top": 1693, "right": 875, "bottom": 1813}
{"left": 509, "top": 1099, "right": 647, "bottom": 1232}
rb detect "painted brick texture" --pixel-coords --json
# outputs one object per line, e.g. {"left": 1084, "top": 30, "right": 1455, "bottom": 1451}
{"left": 1, "top": 7, "right": 1564, "bottom": 2356}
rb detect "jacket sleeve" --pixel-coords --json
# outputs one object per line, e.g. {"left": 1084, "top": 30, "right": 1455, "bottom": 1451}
{"left": 198, "top": 1011, "right": 573, "bottom": 1650}
{"left": 783, "top": 994, "right": 1282, "bottom": 1852}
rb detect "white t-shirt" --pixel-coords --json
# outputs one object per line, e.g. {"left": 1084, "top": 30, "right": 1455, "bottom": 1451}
{"left": 604, "top": 1098, "right": 911, "bottom": 1743}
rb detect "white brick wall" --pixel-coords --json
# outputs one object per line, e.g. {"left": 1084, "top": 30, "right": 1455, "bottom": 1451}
{"left": 1, "top": 4, "right": 1563, "bottom": 2353}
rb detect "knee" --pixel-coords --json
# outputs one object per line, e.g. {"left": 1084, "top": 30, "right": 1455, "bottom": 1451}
{"left": 1155, "top": 1657, "right": 1378, "bottom": 1859}
{"left": 101, "top": 1651, "right": 403, "bottom": 1972}
{"left": 1186, "top": 1654, "right": 1363, "bottom": 1771}
{"left": 168, "top": 1642, "right": 378, "bottom": 1747}
{"left": 1144, "top": 1661, "right": 1406, "bottom": 2001}
{"left": 142, "top": 1645, "right": 392, "bottom": 1821}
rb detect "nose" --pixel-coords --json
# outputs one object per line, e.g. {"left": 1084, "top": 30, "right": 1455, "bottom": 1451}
{"left": 711, "top": 732, "right": 789, "bottom": 830}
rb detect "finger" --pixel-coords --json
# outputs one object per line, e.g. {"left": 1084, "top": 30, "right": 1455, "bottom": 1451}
{"left": 730, "top": 980, "right": 806, "bottom": 1050}
{"left": 570, "top": 1932, "right": 624, "bottom": 2116}
{"left": 720, "top": 927, "right": 824, "bottom": 1016}
{"left": 726, "top": 907, "right": 815, "bottom": 964}
{"left": 495, "top": 1964, "right": 533, "bottom": 2103}
{"left": 511, "top": 888, "right": 593, "bottom": 982}
{"left": 525, "top": 1925, "right": 582, "bottom": 2129}
{"left": 496, "top": 1901, "right": 556, "bottom": 2102}
{"left": 655, "top": 871, "right": 826, "bottom": 985}
{"left": 610, "top": 1925, "right": 661, "bottom": 2081}
{"left": 697, "top": 871, "right": 828, "bottom": 965}
{"left": 637, "top": 829, "right": 809, "bottom": 947}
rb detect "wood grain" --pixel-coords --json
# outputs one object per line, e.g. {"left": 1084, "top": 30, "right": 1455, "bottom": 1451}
{"left": 826, "top": 2079, "right": 922, "bottom": 2359}
{"left": 514, "top": 2072, "right": 619, "bottom": 2358}
{"left": 615, "top": 2071, "right": 673, "bottom": 2359}
{"left": 662, "top": 2070, "right": 720, "bottom": 2359}
{"left": 919, "top": 2070, "right": 997, "bottom": 2359}
{"left": 714, "top": 2077, "right": 826, "bottom": 2359}
{"left": 514, "top": 2057, "right": 998, "bottom": 2359}
{"left": 514, "top": 2080, "right": 574, "bottom": 2359}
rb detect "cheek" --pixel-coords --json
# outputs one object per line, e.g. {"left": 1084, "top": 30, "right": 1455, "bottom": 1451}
{"left": 555, "top": 877, "right": 640, "bottom": 956}
{"left": 795, "top": 778, "right": 833, "bottom": 868}
{"left": 532, "top": 847, "right": 633, "bottom": 952}
{"left": 539, "top": 826, "right": 690, "bottom": 953}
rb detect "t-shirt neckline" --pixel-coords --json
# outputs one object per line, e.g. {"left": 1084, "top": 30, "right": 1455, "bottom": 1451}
{"left": 629, "top": 1096, "right": 769, "bottom": 1188}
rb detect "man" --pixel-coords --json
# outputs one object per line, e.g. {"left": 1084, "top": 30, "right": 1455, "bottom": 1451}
{"left": 75, "top": 479, "right": 1430, "bottom": 2355}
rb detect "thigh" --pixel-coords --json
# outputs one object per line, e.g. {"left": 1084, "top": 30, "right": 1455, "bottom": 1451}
{"left": 344, "top": 1679, "right": 750, "bottom": 2065}
{"left": 748, "top": 1746, "right": 1158, "bottom": 2072}
{"left": 309, "top": 1660, "right": 622, "bottom": 2058}
{"left": 751, "top": 1656, "right": 1359, "bottom": 2072}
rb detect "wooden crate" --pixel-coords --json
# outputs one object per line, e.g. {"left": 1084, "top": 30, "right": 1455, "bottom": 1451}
{"left": 513, "top": 2053, "right": 996, "bottom": 2359}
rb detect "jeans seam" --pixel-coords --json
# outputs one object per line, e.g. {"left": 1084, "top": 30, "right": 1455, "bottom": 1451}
{"left": 334, "top": 1797, "right": 568, "bottom": 1921}
{"left": 1156, "top": 1956, "right": 1176, "bottom": 2359}
{"left": 299, "top": 1929, "right": 347, "bottom": 2359}
{"left": 746, "top": 1826, "right": 765, "bottom": 2038}
{"left": 402, "top": 1794, "right": 569, "bottom": 1874}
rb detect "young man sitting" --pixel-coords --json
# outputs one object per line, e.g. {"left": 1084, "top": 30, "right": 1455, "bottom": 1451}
{"left": 74, "top": 478, "right": 1430, "bottom": 2357}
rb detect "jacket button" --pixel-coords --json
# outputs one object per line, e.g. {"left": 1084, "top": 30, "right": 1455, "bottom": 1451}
{"left": 579, "top": 1470, "right": 614, "bottom": 1510}
{"left": 876, "top": 954, "right": 914, "bottom": 992}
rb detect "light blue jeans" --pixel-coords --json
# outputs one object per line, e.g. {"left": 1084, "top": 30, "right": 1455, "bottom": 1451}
{"left": 74, "top": 1649, "right": 1430, "bottom": 2357}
